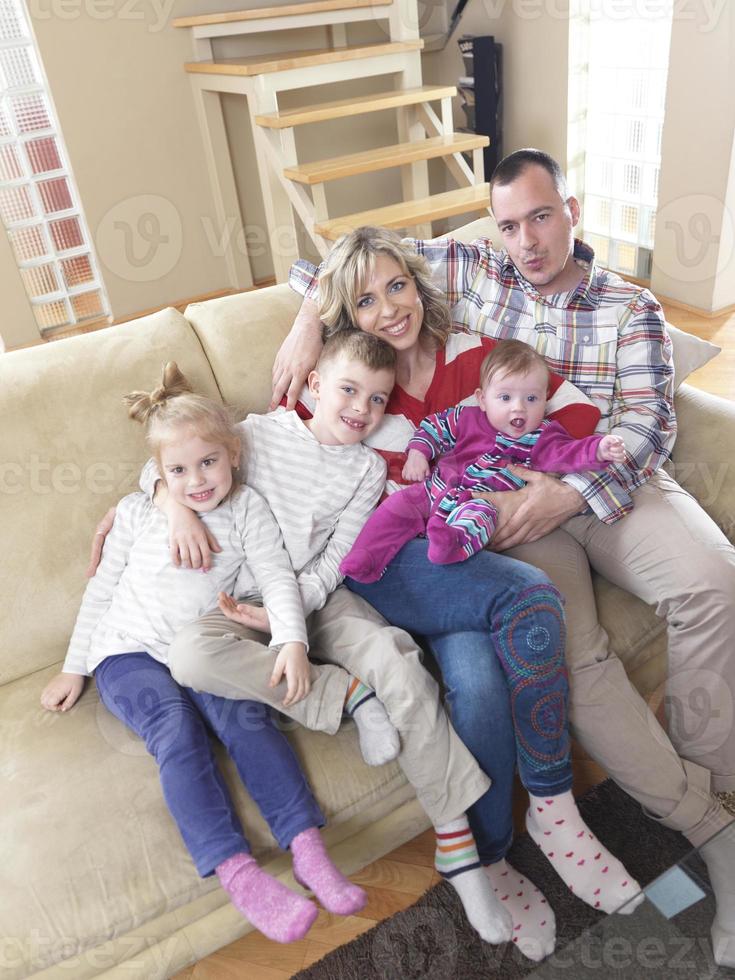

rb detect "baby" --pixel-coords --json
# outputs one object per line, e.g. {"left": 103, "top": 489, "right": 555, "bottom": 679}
{"left": 341, "top": 339, "right": 625, "bottom": 582}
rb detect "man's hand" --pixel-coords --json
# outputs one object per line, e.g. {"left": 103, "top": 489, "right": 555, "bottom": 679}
{"left": 40, "top": 672, "right": 85, "bottom": 712}
{"left": 86, "top": 507, "right": 116, "bottom": 577}
{"left": 218, "top": 592, "right": 271, "bottom": 633}
{"left": 269, "top": 642, "right": 311, "bottom": 706}
{"left": 270, "top": 297, "right": 323, "bottom": 411}
{"left": 476, "top": 467, "right": 586, "bottom": 550}
{"left": 402, "top": 449, "right": 430, "bottom": 483}
{"left": 154, "top": 483, "right": 222, "bottom": 571}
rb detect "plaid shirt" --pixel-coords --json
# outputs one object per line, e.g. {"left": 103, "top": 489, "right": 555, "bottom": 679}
{"left": 289, "top": 237, "right": 676, "bottom": 524}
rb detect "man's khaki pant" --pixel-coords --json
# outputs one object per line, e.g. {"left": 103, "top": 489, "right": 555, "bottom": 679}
{"left": 508, "top": 470, "right": 735, "bottom": 846}
{"left": 168, "top": 586, "right": 491, "bottom": 828}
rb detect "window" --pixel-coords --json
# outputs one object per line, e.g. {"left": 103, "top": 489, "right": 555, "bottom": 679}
{"left": 0, "top": 1, "right": 109, "bottom": 332}
{"left": 567, "top": 0, "right": 673, "bottom": 277}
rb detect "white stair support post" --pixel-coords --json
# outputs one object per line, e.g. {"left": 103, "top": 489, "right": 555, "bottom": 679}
{"left": 312, "top": 183, "right": 330, "bottom": 224}
{"left": 472, "top": 146, "right": 485, "bottom": 182}
{"left": 440, "top": 95, "right": 453, "bottom": 135}
{"left": 328, "top": 23, "right": 349, "bottom": 45}
{"left": 416, "top": 100, "right": 443, "bottom": 137}
{"left": 443, "top": 149, "right": 475, "bottom": 186}
{"left": 396, "top": 52, "right": 431, "bottom": 239}
{"left": 190, "top": 39, "right": 253, "bottom": 289}
{"left": 260, "top": 128, "right": 333, "bottom": 255}
{"left": 248, "top": 78, "right": 300, "bottom": 281}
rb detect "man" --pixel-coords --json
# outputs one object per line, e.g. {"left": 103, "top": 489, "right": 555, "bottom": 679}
{"left": 273, "top": 148, "right": 735, "bottom": 963}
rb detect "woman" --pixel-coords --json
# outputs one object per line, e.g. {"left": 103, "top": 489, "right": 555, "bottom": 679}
{"left": 277, "top": 227, "right": 641, "bottom": 959}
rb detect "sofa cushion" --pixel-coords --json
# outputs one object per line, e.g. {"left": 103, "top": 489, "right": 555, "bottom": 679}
{"left": 0, "top": 309, "right": 221, "bottom": 686}
{"left": 1, "top": 666, "right": 412, "bottom": 977}
{"left": 665, "top": 322, "right": 720, "bottom": 390}
{"left": 185, "top": 286, "right": 302, "bottom": 416}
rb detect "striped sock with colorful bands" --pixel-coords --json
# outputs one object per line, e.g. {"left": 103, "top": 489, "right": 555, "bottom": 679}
{"left": 343, "top": 678, "right": 375, "bottom": 715}
{"left": 343, "top": 675, "right": 400, "bottom": 767}
{"left": 434, "top": 817, "right": 513, "bottom": 945}
{"left": 435, "top": 822, "right": 482, "bottom": 878}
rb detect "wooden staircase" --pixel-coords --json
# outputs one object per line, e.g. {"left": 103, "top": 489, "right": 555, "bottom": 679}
{"left": 173, "top": 0, "right": 490, "bottom": 285}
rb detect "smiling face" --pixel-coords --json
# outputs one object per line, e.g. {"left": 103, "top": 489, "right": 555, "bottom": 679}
{"left": 159, "top": 427, "right": 240, "bottom": 513}
{"left": 491, "top": 163, "right": 582, "bottom": 296}
{"left": 353, "top": 253, "right": 425, "bottom": 351}
{"left": 307, "top": 353, "right": 394, "bottom": 446}
{"left": 476, "top": 364, "right": 549, "bottom": 436}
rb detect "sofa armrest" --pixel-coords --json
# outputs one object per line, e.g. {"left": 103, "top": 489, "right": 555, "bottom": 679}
{"left": 669, "top": 383, "right": 735, "bottom": 541}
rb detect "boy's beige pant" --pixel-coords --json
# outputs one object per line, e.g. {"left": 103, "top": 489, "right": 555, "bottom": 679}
{"left": 168, "top": 585, "right": 491, "bottom": 829}
{"left": 508, "top": 470, "right": 735, "bottom": 847}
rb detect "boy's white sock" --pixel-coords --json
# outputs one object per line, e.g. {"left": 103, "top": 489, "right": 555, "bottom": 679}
{"left": 435, "top": 817, "right": 513, "bottom": 945}
{"left": 344, "top": 677, "right": 400, "bottom": 766}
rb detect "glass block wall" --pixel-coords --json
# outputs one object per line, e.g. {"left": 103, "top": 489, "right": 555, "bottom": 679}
{"left": 0, "top": 1, "right": 110, "bottom": 333}
{"left": 567, "top": 1, "right": 673, "bottom": 278}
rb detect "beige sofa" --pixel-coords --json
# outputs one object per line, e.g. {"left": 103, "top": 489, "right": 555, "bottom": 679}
{"left": 2, "top": 222, "right": 733, "bottom": 979}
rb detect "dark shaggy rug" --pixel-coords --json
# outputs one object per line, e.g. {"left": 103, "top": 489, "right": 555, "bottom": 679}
{"left": 294, "top": 780, "right": 735, "bottom": 979}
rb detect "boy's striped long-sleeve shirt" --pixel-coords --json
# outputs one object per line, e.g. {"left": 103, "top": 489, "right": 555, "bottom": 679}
{"left": 141, "top": 408, "right": 387, "bottom": 617}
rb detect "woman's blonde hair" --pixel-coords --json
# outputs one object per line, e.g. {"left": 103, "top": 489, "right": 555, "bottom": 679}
{"left": 124, "top": 362, "right": 241, "bottom": 471}
{"left": 318, "top": 226, "right": 451, "bottom": 350}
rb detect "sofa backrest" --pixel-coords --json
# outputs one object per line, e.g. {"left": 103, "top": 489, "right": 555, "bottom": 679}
{"left": 183, "top": 283, "right": 301, "bottom": 414}
{"left": 0, "top": 308, "right": 222, "bottom": 685}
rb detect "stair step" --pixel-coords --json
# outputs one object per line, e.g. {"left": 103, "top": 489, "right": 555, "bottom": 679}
{"left": 314, "top": 184, "right": 491, "bottom": 239}
{"left": 173, "top": 0, "right": 391, "bottom": 29}
{"left": 285, "top": 133, "right": 489, "bottom": 184}
{"left": 256, "top": 84, "right": 456, "bottom": 129}
{"left": 185, "top": 40, "right": 423, "bottom": 77}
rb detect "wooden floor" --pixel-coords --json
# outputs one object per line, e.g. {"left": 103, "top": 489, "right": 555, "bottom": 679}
{"left": 26, "top": 285, "right": 731, "bottom": 980}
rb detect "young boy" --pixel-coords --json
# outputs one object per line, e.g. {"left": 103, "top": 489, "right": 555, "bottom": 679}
{"left": 134, "top": 328, "right": 513, "bottom": 947}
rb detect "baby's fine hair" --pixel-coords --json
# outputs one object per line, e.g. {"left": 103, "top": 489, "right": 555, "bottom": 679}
{"left": 124, "top": 362, "right": 241, "bottom": 465}
{"left": 479, "top": 339, "right": 550, "bottom": 391}
{"left": 317, "top": 327, "right": 397, "bottom": 375}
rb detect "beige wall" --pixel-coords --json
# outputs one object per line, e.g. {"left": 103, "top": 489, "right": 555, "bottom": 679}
{"left": 651, "top": 3, "right": 735, "bottom": 312}
{"left": 424, "top": 1, "right": 570, "bottom": 176}
{"left": 0, "top": 229, "right": 41, "bottom": 349}
{"left": 28, "top": 0, "right": 234, "bottom": 320}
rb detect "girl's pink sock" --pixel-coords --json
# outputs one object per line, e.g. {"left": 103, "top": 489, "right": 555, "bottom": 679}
{"left": 290, "top": 827, "right": 367, "bottom": 915}
{"left": 216, "top": 852, "right": 318, "bottom": 943}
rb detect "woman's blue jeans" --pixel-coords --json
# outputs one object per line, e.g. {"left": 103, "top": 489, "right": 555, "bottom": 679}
{"left": 95, "top": 652, "right": 324, "bottom": 877}
{"left": 346, "top": 538, "right": 572, "bottom": 864}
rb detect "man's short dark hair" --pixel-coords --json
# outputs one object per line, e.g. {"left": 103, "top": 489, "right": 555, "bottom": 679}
{"left": 490, "top": 148, "right": 568, "bottom": 199}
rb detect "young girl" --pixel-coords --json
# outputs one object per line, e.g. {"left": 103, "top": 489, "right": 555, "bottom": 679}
{"left": 341, "top": 339, "right": 626, "bottom": 580}
{"left": 40, "top": 363, "right": 371, "bottom": 945}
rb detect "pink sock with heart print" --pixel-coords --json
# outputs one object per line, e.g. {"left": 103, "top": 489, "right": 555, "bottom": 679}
{"left": 526, "top": 791, "right": 643, "bottom": 915}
